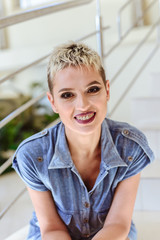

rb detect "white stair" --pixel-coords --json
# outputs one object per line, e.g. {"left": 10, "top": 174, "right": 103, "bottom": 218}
{"left": 131, "top": 97, "right": 160, "bottom": 127}
{"left": 4, "top": 226, "right": 29, "bottom": 240}
{"left": 135, "top": 175, "right": 160, "bottom": 211}
{"left": 131, "top": 72, "right": 160, "bottom": 158}
{"left": 0, "top": 172, "right": 33, "bottom": 240}
{"left": 133, "top": 211, "right": 160, "bottom": 240}
{"left": 131, "top": 72, "right": 160, "bottom": 212}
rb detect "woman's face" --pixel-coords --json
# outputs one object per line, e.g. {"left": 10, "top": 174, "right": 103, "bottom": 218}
{"left": 47, "top": 66, "right": 110, "bottom": 136}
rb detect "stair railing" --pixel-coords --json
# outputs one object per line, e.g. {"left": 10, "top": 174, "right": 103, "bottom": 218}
{"left": 108, "top": 41, "right": 159, "bottom": 117}
{"left": 106, "top": 0, "right": 160, "bottom": 116}
{"left": 104, "top": 0, "right": 158, "bottom": 58}
{"left": 117, "top": 0, "right": 157, "bottom": 40}
{"left": 110, "top": 18, "right": 160, "bottom": 86}
{"left": 0, "top": 0, "right": 92, "bottom": 29}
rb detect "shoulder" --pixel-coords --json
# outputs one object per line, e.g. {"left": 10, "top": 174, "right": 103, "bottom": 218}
{"left": 105, "top": 117, "right": 148, "bottom": 144}
{"left": 13, "top": 121, "right": 62, "bottom": 164}
{"left": 104, "top": 118, "right": 154, "bottom": 161}
{"left": 12, "top": 122, "right": 63, "bottom": 191}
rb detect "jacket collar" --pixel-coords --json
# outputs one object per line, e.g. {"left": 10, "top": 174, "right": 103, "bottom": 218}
{"left": 100, "top": 119, "right": 127, "bottom": 170}
{"left": 48, "top": 119, "right": 127, "bottom": 170}
{"left": 48, "top": 123, "right": 73, "bottom": 169}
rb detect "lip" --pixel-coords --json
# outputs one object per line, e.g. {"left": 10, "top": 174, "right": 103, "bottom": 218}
{"left": 74, "top": 111, "right": 96, "bottom": 124}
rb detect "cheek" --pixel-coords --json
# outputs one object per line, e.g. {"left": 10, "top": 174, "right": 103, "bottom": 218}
{"left": 97, "top": 97, "right": 108, "bottom": 113}
{"left": 96, "top": 94, "right": 108, "bottom": 105}
{"left": 58, "top": 102, "right": 73, "bottom": 114}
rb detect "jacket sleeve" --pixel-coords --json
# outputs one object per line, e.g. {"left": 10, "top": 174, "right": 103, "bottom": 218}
{"left": 122, "top": 143, "right": 153, "bottom": 180}
{"left": 12, "top": 142, "right": 48, "bottom": 192}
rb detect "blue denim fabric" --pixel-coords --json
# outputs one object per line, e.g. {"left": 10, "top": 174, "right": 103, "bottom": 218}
{"left": 12, "top": 118, "right": 154, "bottom": 240}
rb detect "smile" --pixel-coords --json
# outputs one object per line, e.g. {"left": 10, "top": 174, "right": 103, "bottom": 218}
{"left": 74, "top": 112, "right": 96, "bottom": 124}
{"left": 76, "top": 113, "right": 94, "bottom": 120}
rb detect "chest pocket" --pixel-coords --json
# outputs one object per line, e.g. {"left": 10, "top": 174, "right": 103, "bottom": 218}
{"left": 57, "top": 208, "right": 72, "bottom": 226}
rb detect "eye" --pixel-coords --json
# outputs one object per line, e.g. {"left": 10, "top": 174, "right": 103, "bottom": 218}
{"left": 61, "top": 92, "right": 74, "bottom": 99}
{"left": 87, "top": 86, "right": 101, "bottom": 93}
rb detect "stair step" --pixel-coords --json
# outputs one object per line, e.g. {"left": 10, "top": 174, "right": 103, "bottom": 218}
{"left": 149, "top": 72, "right": 160, "bottom": 97}
{"left": 141, "top": 159, "right": 160, "bottom": 178}
{"left": 133, "top": 211, "right": 160, "bottom": 240}
{"left": 131, "top": 97, "right": 160, "bottom": 126}
{"left": 143, "top": 129, "right": 160, "bottom": 160}
{"left": 4, "top": 225, "right": 29, "bottom": 240}
{"left": 135, "top": 177, "right": 160, "bottom": 211}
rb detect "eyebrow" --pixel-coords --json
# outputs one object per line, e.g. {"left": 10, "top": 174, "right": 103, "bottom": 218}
{"left": 58, "top": 88, "right": 74, "bottom": 93}
{"left": 58, "top": 81, "right": 101, "bottom": 93}
{"left": 86, "top": 81, "right": 102, "bottom": 87}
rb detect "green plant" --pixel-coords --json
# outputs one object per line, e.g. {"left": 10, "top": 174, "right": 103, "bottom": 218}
{"left": 0, "top": 79, "right": 59, "bottom": 174}
{"left": 0, "top": 106, "right": 59, "bottom": 174}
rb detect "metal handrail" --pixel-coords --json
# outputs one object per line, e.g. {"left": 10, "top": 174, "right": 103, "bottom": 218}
{"left": 96, "top": 0, "right": 104, "bottom": 60}
{"left": 108, "top": 42, "right": 159, "bottom": 117}
{"left": 0, "top": 26, "right": 109, "bottom": 85}
{"left": 110, "top": 17, "right": 160, "bottom": 86}
{"left": 117, "top": 0, "right": 133, "bottom": 39}
{"left": 104, "top": 0, "right": 157, "bottom": 59}
{"left": 117, "top": 0, "right": 157, "bottom": 40}
{"left": 0, "top": 156, "right": 13, "bottom": 175}
{"left": 0, "top": 54, "right": 50, "bottom": 85}
{"left": 0, "top": 117, "right": 60, "bottom": 175}
{"left": 0, "top": 0, "right": 93, "bottom": 29}
{"left": 0, "top": 92, "right": 46, "bottom": 129}
{"left": 0, "top": 188, "right": 26, "bottom": 219}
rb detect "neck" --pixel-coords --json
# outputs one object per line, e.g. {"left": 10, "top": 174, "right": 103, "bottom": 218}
{"left": 65, "top": 126, "right": 101, "bottom": 160}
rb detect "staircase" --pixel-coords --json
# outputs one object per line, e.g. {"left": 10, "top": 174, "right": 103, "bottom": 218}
{"left": 131, "top": 71, "right": 160, "bottom": 240}
{"left": 131, "top": 71, "right": 160, "bottom": 202}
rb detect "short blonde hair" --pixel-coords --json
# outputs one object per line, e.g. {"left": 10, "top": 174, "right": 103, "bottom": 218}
{"left": 47, "top": 42, "right": 106, "bottom": 92}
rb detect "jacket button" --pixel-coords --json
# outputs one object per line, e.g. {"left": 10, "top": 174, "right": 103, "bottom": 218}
{"left": 83, "top": 234, "right": 90, "bottom": 237}
{"left": 123, "top": 129, "right": 129, "bottom": 135}
{"left": 128, "top": 156, "right": 133, "bottom": 161}
{"left": 37, "top": 157, "right": 43, "bottom": 162}
{"left": 84, "top": 202, "right": 90, "bottom": 208}
{"left": 83, "top": 218, "right": 89, "bottom": 223}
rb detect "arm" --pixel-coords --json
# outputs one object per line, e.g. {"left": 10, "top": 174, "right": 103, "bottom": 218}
{"left": 27, "top": 187, "right": 71, "bottom": 240}
{"left": 92, "top": 173, "right": 141, "bottom": 240}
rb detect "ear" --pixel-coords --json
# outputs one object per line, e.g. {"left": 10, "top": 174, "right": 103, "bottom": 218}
{"left": 46, "top": 92, "right": 58, "bottom": 113}
{"left": 105, "top": 80, "right": 110, "bottom": 101}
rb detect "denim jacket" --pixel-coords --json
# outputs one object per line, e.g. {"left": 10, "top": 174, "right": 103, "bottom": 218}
{"left": 12, "top": 118, "right": 154, "bottom": 240}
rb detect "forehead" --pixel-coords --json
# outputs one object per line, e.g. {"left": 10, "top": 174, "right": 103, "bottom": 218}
{"left": 53, "top": 66, "right": 102, "bottom": 87}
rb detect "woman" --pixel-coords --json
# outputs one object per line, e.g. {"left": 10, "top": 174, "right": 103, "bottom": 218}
{"left": 13, "top": 42, "right": 154, "bottom": 240}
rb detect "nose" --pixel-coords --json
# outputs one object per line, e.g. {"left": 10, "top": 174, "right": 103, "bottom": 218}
{"left": 76, "top": 94, "right": 90, "bottom": 111}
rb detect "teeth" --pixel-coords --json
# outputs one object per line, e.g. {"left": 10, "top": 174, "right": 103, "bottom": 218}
{"left": 76, "top": 113, "right": 94, "bottom": 121}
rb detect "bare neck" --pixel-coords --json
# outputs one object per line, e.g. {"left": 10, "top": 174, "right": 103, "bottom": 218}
{"left": 65, "top": 127, "right": 102, "bottom": 191}
{"left": 65, "top": 127, "right": 101, "bottom": 161}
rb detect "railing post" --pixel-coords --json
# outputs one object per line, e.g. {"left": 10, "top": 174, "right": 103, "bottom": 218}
{"left": 95, "top": 0, "right": 104, "bottom": 62}
{"left": 134, "top": 0, "right": 144, "bottom": 26}
{"left": 157, "top": 0, "right": 160, "bottom": 43}
{"left": 0, "top": 0, "right": 7, "bottom": 49}
{"left": 117, "top": 10, "right": 122, "bottom": 40}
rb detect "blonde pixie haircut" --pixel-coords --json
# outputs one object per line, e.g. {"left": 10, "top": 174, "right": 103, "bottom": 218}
{"left": 47, "top": 42, "right": 106, "bottom": 93}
